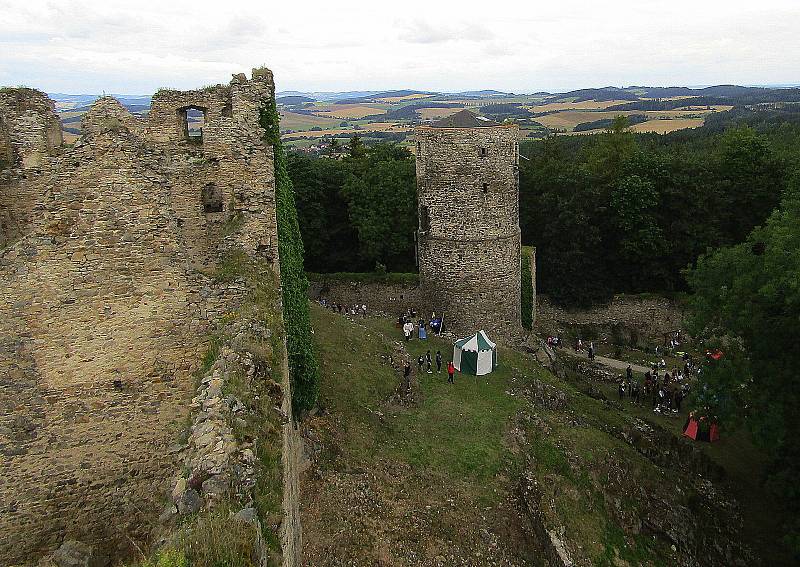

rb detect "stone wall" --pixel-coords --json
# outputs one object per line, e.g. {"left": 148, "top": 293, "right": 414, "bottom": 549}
{"left": 0, "top": 70, "right": 298, "bottom": 565}
{"left": 415, "top": 123, "right": 523, "bottom": 341}
{"left": 536, "top": 294, "right": 686, "bottom": 343}
{"left": 308, "top": 278, "right": 425, "bottom": 317}
{"left": 0, "top": 87, "right": 62, "bottom": 169}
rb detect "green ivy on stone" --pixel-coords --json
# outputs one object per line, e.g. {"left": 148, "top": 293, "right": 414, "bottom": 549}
{"left": 259, "top": 97, "right": 319, "bottom": 415}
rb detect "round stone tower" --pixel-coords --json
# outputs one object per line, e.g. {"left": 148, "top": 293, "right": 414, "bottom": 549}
{"left": 415, "top": 110, "right": 522, "bottom": 340}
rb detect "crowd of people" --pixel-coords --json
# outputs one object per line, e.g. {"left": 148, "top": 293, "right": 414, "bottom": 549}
{"left": 616, "top": 363, "right": 693, "bottom": 415}
{"left": 398, "top": 308, "right": 444, "bottom": 341}
{"left": 318, "top": 298, "right": 368, "bottom": 318}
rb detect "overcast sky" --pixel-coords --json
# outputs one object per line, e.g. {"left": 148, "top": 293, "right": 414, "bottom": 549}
{"left": 1, "top": 0, "right": 798, "bottom": 95}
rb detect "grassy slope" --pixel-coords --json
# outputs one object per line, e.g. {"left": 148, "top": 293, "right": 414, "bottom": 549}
{"left": 304, "top": 304, "right": 698, "bottom": 565}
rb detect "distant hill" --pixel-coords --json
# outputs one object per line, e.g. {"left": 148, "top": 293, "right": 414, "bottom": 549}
{"left": 453, "top": 89, "right": 515, "bottom": 98}
{"left": 333, "top": 90, "right": 435, "bottom": 104}
{"left": 277, "top": 95, "right": 317, "bottom": 105}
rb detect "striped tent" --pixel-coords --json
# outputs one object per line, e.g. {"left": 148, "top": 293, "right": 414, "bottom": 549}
{"left": 453, "top": 330, "right": 497, "bottom": 376}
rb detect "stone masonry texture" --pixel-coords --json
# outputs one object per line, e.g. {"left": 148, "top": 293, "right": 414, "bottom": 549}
{"left": 0, "top": 70, "right": 300, "bottom": 565}
{"left": 415, "top": 122, "right": 527, "bottom": 341}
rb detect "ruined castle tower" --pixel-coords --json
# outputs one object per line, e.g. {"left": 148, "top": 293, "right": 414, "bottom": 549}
{"left": 415, "top": 110, "right": 526, "bottom": 340}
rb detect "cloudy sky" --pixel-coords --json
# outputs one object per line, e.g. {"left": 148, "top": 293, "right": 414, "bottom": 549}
{"left": 1, "top": 0, "right": 798, "bottom": 95}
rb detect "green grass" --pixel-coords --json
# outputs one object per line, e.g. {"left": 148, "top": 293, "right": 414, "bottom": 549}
{"left": 309, "top": 302, "right": 786, "bottom": 564}
{"left": 311, "top": 304, "right": 527, "bottom": 498}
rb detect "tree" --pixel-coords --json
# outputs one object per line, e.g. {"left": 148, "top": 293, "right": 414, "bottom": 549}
{"left": 609, "top": 174, "right": 664, "bottom": 289}
{"left": 715, "top": 126, "right": 785, "bottom": 243}
{"left": 685, "top": 176, "right": 800, "bottom": 555}
{"left": 340, "top": 145, "right": 417, "bottom": 270}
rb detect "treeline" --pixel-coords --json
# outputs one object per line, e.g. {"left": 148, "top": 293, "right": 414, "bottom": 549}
{"left": 521, "top": 112, "right": 800, "bottom": 305}
{"left": 287, "top": 136, "right": 417, "bottom": 273}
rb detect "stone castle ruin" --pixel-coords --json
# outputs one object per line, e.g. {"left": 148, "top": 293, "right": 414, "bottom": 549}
{"left": 415, "top": 110, "right": 534, "bottom": 340}
{"left": 0, "top": 70, "right": 300, "bottom": 565}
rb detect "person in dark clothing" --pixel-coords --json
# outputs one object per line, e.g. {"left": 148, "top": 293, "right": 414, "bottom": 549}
{"left": 632, "top": 381, "right": 640, "bottom": 404}
{"left": 626, "top": 365, "right": 633, "bottom": 383}
{"left": 447, "top": 361, "right": 455, "bottom": 384}
{"left": 417, "top": 355, "right": 424, "bottom": 372}
{"left": 435, "top": 350, "right": 442, "bottom": 373}
{"left": 618, "top": 379, "right": 625, "bottom": 401}
{"left": 403, "top": 360, "right": 411, "bottom": 390}
{"left": 425, "top": 350, "right": 432, "bottom": 373}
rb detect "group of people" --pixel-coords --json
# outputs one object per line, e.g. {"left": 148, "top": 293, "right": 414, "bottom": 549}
{"left": 403, "top": 351, "right": 456, "bottom": 384}
{"left": 617, "top": 362, "right": 692, "bottom": 415}
{"left": 573, "top": 338, "right": 597, "bottom": 361}
{"left": 319, "top": 298, "right": 367, "bottom": 318}
{"left": 398, "top": 309, "right": 444, "bottom": 341}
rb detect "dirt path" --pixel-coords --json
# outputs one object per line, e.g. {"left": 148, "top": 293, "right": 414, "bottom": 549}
{"left": 558, "top": 347, "right": 651, "bottom": 374}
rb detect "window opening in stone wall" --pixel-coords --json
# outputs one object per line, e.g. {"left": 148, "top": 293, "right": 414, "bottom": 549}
{"left": 420, "top": 205, "right": 430, "bottom": 232}
{"left": 479, "top": 147, "right": 487, "bottom": 157}
{"left": 178, "top": 105, "right": 208, "bottom": 143}
{"left": 417, "top": 140, "right": 421, "bottom": 153}
{"left": 482, "top": 183, "right": 489, "bottom": 193}
{"left": 201, "top": 183, "right": 223, "bottom": 213}
{"left": 221, "top": 103, "right": 233, "bottom": 118}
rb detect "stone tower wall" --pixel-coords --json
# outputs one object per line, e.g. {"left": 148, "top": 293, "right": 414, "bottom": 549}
{"left": 0, "top": 70, "right": 297, "bottom": 565}
{"left": 415, "top": 124, "right": 522, "bottom": 340}
{"left": 0, "top": 87, "right": 63, "bottom": 169}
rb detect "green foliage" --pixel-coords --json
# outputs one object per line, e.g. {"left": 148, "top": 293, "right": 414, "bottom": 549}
{"left": 685, "top": 176, "right": 800, "bottom": 557}
{"left": 287, "top": 142, "right": 417, "bottom": 273}
{"left": 521, "top": 246, "right": 534, "bottom": 329}
{"left": 519, "top": 115, "right": 793, "bottom": 305}
{"left": 260, "top": 97, "right": 320, "bottom": 415}
{"left": 135, "top": 549, "right": 188, "bottom": 567}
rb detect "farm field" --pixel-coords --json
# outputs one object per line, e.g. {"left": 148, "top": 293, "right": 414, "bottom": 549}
{"left": 47, "top": 85, "right": 781, "bottom": 150}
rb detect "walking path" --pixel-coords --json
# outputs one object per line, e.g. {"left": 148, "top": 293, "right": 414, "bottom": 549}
{"left": 558, "top": 347, "right": 651, "bottom": 374}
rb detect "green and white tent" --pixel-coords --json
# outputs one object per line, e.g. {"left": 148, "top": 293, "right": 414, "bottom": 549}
{"left": 453, "top": 330, "right": 497, "bottom": 376}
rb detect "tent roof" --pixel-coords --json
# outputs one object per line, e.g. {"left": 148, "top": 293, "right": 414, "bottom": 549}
{"left": 455, "top": 330, "right": 496, "bottom": 352}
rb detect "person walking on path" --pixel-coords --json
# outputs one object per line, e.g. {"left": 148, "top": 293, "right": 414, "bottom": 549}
{"left": 435, "top": 350, "right": 442, "bottom": 373}
{"left": 588, "top": 342, "right": 595, "bottom": 361}
{"left": 417, "top": 355, "right": 424, "bottom": 372}
{"left": 425, "top": 350, "right": 433, "bottom": 373}
{"left": 447, "top": 361, "right": 455, "bottom": 384}
{"left": 403, "top": 360, "right": 411, "bottom": 391}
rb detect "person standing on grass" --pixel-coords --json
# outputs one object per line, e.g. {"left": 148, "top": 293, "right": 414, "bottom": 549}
{"left": 618, "top": 377, "right": 625, "bottom": 401}
{"left": 435, "top": 350, "right": 442, "bottom": 373}
{"left": 447, "top": 361, "right": 455, "bottom": 384}
{"left": 425, "top": 350, "right": 433, "bottom": 373}
{"left": 588, "top": 342, "right": 595, "bottom": 361}
{"left": 403, "top": 360, "right": 411, "bottom": 390}
{"left": 417, "top": 355, "right": 424, "bottom": 372}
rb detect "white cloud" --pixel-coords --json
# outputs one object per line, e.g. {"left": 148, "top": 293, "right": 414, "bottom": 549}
{"left": 0, "top": 0, "right": 798, "bottom": 94}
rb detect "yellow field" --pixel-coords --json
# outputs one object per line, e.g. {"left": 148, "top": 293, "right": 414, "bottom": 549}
{"left": 313, "top": 104, "right": 385, "bottom": 119}
{"left": 282, "top": 122, "right": 410, "bottom": 139}
{"left": 630, "top": 118, "right": 704, "bottom": 133}
{"left": 62, "top": 131, "right": 79, "bottom": 144}
{"left": 279, "top": 111, "right": 343, "bottom": 132}
{"left": 528, "top": 100, "right": 635, "bottom": 112}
